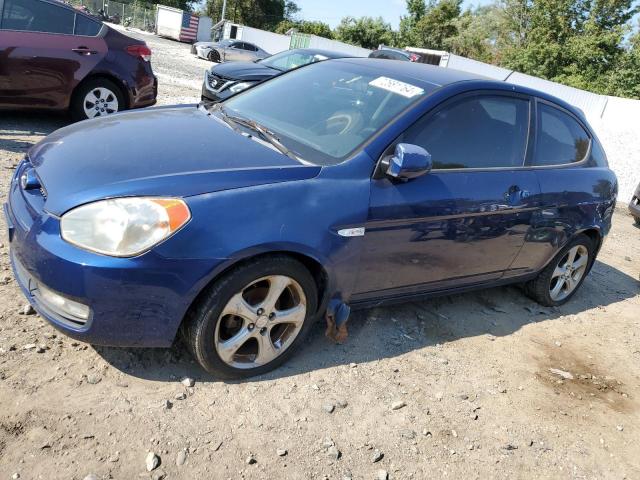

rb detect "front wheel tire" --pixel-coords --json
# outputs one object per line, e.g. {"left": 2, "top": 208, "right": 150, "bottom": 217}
{"left": 207, "top": 49, "right": 221, "bottom": 62}
{"left": 183, "top": 256, "right": 318, "bottom": 378}
{"left": 525, "top": 234, "right": 595, "bottom": 306}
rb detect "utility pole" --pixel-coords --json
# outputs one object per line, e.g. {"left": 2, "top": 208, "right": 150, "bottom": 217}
{"left": 221, "top": 0, "right": 227, "bottom": 21}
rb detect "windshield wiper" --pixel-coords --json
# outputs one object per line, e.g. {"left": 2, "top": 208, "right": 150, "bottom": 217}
{"left": 216, "top": 106, "right": 302, "bottom": 162}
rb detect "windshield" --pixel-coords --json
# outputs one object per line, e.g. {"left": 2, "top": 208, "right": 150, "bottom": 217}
{"left": 260, "top": 50, "right": 329, "bottom": 72}
{"left": 222, "top": 60, "right": 428, "bottom": 166}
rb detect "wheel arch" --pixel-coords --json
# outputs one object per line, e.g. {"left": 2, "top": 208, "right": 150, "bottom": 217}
{"left": 71, "top": 73, "right": 130, "bottom": 110}
{"left": 577, "top": 227, "right": 602, "bottom": 248}
{"left": 576, "top": 227, "right": 603, "bottom": 273}
{"left": 180, "top": 247, "right": 333, "bottom": 338}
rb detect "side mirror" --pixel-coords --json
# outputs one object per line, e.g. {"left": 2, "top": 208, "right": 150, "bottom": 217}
{"left": 385, "top": 143, "right": 432, "bottom": 181}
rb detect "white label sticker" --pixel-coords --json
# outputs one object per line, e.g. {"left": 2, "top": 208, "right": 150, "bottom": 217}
{"left": 369, "top": 76, "right": 424, "bottom": 98}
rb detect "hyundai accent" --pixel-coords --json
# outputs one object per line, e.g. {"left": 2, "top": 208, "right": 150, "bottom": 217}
{"left": 4, "top": 59, "right": 617, "bottom": 378}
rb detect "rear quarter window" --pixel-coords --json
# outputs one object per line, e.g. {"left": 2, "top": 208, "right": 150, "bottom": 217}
{"left": 74, "top": 14, "right": 101, "bottom": 36}
{"left": 533, "top": 103, "right": 591, "bottom": 166}
{"left": 588, "top": 137, "right": 608, "bottom": 167}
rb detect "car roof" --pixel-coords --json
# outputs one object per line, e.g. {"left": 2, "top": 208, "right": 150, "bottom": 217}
{"left": 330, "top": 58, "right": 587, "bottom": 120}
{"left": 333, "top": 58, "right": 485, "bottom": 87}
{"left": 374, "top": 46, "right": 411, "bottom": 56}
{"left": 288, "top": 48, "right": 352, "bottom": 59}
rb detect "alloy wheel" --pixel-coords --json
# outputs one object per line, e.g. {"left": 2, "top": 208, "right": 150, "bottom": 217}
{"left": 83, "top": 87, "right": 119, "bottom": 119}
{"left": 549, "top": 245, "right": 589, "bottom": 302}
{"left": 214, "top": 275, "right": 307, "bottom": 369}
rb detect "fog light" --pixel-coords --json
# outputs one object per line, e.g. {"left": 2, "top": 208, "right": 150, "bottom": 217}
{"left": 37, "top": 284, "right": 90, "bottom": 322}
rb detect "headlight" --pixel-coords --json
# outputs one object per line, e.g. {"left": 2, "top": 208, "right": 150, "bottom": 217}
{"left": 60, "top": 197, "right": 191, "bottom": 257}
{"left": 229, "top": 81, "right": 257, "bottom": 93}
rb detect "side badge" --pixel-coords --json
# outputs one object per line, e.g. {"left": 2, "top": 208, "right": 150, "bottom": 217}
{"left": 338, "top": 227, "right": 365, "bottom": 237}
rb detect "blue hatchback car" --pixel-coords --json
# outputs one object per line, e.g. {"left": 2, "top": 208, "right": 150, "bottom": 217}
{"left": 5, "top": 59, "right": 617, "bottom": 377}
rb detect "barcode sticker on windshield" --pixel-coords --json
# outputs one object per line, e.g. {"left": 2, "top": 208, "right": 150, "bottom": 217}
{"left": 369, "top": 77, "right": 424, "bottom": 98}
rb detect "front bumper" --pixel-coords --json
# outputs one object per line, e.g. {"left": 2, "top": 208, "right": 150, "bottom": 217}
{"left": 629, "top": 189, "right": 640, "bottom": 220}
{"left": 201, "top": 71, "right": 235, "bottom": 104}
{"left": 4, "top": 160, "right": 221, "bottom": 347}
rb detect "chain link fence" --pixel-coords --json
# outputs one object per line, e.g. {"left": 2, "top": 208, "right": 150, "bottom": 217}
{"left": 67, "top": 0, "right": 156, "bottom": 32}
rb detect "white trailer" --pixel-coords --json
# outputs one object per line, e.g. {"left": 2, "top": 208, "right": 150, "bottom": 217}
{"left": 155, "top": 5, "right": 183, "bottom": 41}
{"left": 156, "top": 5, "right": 212, "bottom": 43}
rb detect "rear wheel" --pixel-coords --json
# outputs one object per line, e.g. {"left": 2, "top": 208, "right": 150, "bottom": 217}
{"left": 71, "top": 78, "right": 125, "bottom": 121}
{"left": 525, "top": 234, "right": 595, "bottom": 306}
{"left": 183, "top": 256, "right": 318, "bottom": 378}
{"left": 634, "top": 217, "right": 640, "bottom": 226}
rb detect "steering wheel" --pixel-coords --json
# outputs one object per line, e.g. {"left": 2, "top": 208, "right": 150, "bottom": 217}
{"left": 310, "top": 110, "right": 364, "bottom": 136}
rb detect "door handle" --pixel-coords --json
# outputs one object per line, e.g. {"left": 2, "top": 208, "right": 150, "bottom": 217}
{"left": 72, "top": 47, "right": 97, "bottom": 55}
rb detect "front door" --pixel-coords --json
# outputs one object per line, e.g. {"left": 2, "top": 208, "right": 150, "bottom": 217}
{"left": 352, "top": 92, "right": 541, "bottom": 301}
{"left": 223, "top": 41, "right": 245, "bottom": 62}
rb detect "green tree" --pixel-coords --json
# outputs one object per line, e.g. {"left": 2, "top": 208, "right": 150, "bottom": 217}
{"left": 205, "top": 0, "right": 299, "bottom": 30}
{"left": 335, "top": 16, "right": 395, "bottom": 49}
{"left": 275, "top": 19, "right": 334, "bottom": 38}
{"left": 399, "top": 0, "right": 462, "bottom": 49}
{"left": 447, "top": 5, "right": 504, "bottom": 63}
{"left": 500, "top": 0, "right": 638, "bottom": 93}
{"left": 607, "top": 31, "right": 640, "bottom": 98}
{"left": 159, "top": 0, "right": 196, "bottom": 11}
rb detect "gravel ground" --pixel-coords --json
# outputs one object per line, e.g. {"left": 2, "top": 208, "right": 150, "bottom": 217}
{"left": 1, "top": 32, "right": 640, "bottom": 480}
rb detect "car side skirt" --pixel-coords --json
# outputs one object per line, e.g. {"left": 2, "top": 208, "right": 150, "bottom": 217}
{"left": 348, "top": 271, "right": 539, "bottom": 310}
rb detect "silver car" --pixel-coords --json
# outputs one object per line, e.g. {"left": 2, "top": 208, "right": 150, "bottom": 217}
{"left": 194, "top": 39, "right": 270, "bottom": 63}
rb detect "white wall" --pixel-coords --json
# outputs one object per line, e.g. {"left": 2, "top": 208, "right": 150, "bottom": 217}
{"left": 592, "top": 97, "right": 640, "bottom": 202}
{"left": 306, "top": 36, "right": 370, "bottom": 57}
{"left": 445, "top": 53, "right": 511, "bottom": 81}
{"left": 239, "top": 26, "right": 291, "bottom": 54}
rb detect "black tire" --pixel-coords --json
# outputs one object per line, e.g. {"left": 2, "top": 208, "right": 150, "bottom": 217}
{"left": 207, "top": 49, "right": 221, "bottom": 62}
{"left": 634, "top": 217, "right": 640, "bottom": 227}
{"left": 524, "top": 234, "right": 595, "bottom": 307}
{"left": 70, "top": 78, "right": 125, "bottom": 122}
{"left": 183, "top": 256, "right": 318, "bottom": 378}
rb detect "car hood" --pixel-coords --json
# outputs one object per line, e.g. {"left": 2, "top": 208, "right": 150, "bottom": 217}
{"left": 210, "top": 61, "right": 280, "bottom": 82}
{"left": 28, "top": 106, "right": 320, "bottom": 216}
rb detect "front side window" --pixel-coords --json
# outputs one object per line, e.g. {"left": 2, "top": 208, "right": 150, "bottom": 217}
{"left": 1, "top": 0, "right": 74, "bottom": 34}
{"left": 222, "top": 61, "right": 431, "bottom": 165}
{"left": 403, "top": 95, "right": 530, "bottom": 169}
{"left": 533, "top": 103, "right": 590, "bottom": 166}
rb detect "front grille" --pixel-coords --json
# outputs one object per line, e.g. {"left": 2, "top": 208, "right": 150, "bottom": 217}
{"left": 207, "top": 73, "right": 228, "bottom": 91}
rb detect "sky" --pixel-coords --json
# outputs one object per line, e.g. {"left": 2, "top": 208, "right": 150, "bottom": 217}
{"left": 295, "top": 0, "right": 490, "bottom": 29}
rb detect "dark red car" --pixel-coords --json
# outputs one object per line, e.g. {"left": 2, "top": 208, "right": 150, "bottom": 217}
{"left": 0, "top": 0, "right": 157, "bottom": 120}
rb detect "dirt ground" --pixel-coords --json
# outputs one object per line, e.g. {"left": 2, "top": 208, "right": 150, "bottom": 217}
{"left": 1, "top": 31, "right": 640, "bottom": 480}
